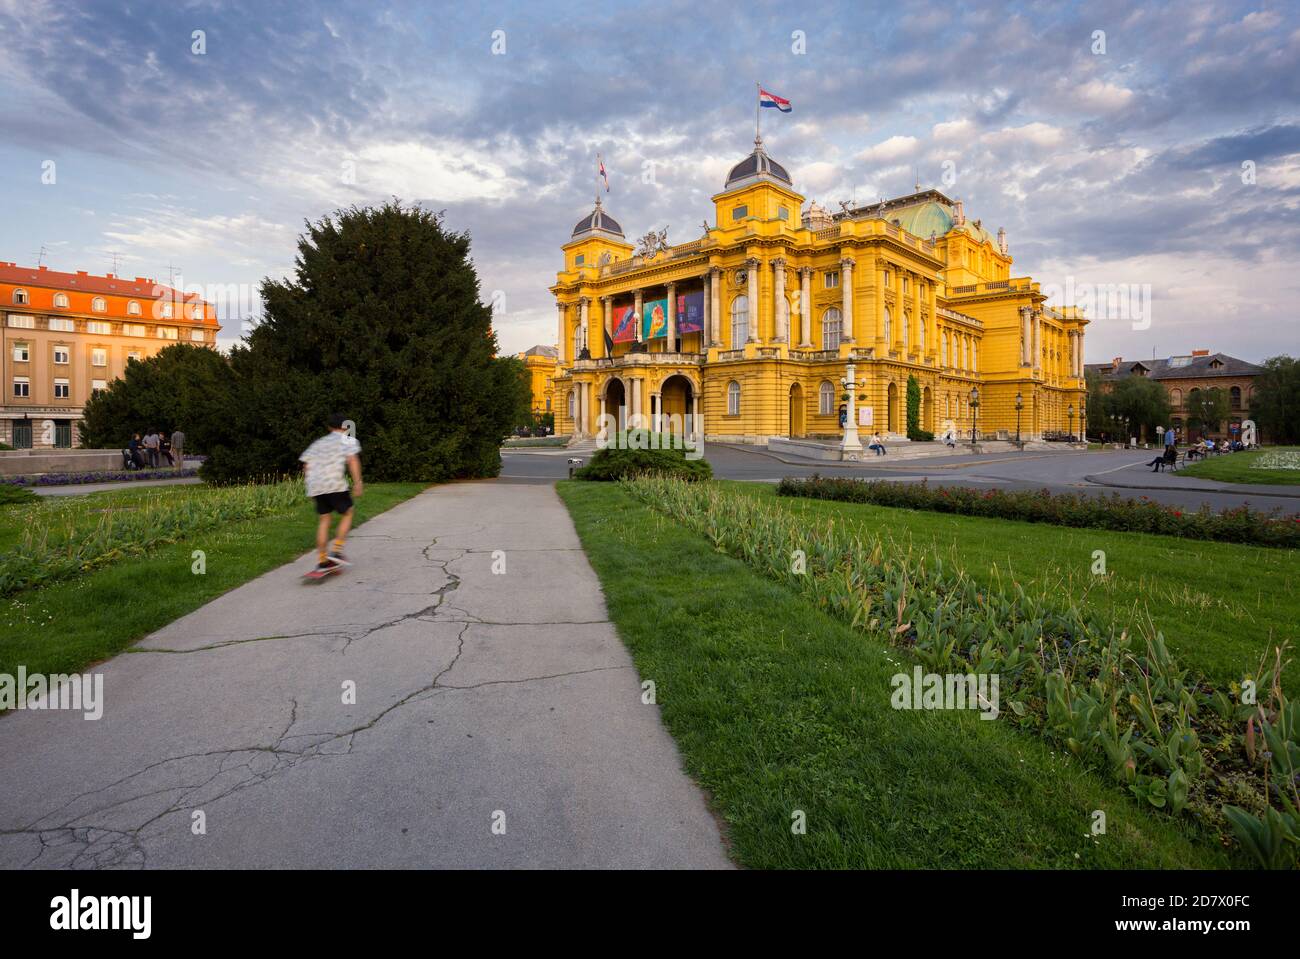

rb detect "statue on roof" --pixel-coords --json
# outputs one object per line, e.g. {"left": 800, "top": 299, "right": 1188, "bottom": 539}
{"left": 635, "top": 226, "right": 670, "bottom": 259}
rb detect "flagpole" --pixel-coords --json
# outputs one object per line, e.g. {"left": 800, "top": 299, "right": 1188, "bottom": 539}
{"left": 755, "top": 82, "right": 760, "bottom": 142}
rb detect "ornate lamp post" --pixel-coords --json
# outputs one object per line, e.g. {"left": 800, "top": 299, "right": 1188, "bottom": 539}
{"left": 1014, "top": 391, "right": 1023, "bottom": 445}
{"left": 840, "top": 363, "right": 864, "bottom": 458}
{"left": 1067, "top": 404, "right": 1075, "bottom": 441}
{"left": 969, "top": 386, "right": 980, "bottom": 444}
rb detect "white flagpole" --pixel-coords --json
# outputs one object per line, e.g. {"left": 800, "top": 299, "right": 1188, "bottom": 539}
{"left": 755, "top": 82, "right": 761, "bottom": 141}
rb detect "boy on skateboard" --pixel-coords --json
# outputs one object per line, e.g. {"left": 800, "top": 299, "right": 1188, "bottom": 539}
{"left": 299, "top": 413, "right": 363, "bottom": 575}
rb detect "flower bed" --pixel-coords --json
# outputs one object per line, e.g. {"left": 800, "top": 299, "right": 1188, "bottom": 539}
{"left": 777, "top": 475, "right": 1300, "bottom": 548}
{"left": 625, "top": 476, "right": 1300, "bottom": 868}
{"left": 1, "top": 468, "right": 199, "bottom": 488}
{"left": 1253, "top": 450, "right": 1300, "bottom": 471}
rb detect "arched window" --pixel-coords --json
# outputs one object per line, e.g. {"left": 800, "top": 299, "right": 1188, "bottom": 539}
{"left": 190, "top": 304, "right": 204, "bottom": 320}
{"left": 568, "top": 389, "right": 575, "bottom": 419}
{"left": 573, "top": 325, "right": 582, "bottom": 360}
{"left": 1169, "top": 388, "right": 1182, "bottom": 408}
{"left": 902, "top": 311, "right": 910, "bottom": 349}
{"left": 821, "top": 307, "right": 842, "bottom": 350}
{"left": 727, "top": 380, "right": 741, "bottom": 416}
{"left": 919, "top": 318, "right": 926, "bottom": 353}
{"left": 941, "top": 331, "right": 948, "bottom": 366}
{"left": 972, "top": 342, "right": 978, "bottom": 372}
{"left": 882, "top": 306, "right": 891, "bottom": 343}
{"left": 12, "top": 289, "right": 28, "bottom": 305}
{"left": 127, "top": 300, "right": 141, "bottom": 316}
{"left": 53, "top": 293, "right": 69, "bottom": 308}
{"left": 730, "top": 296, "right": 749, "bottom": 346}
{"left": 1230, "top": 386, "right": 1242, "bottom": 409}
{"left": 91, "top": 297, "right": 107, "bottom": 312}
{"left": 818, "top": 380, "right": 835, "bottom": 415}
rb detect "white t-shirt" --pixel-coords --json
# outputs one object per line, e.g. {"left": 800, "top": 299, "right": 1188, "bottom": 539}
{"left": 299, "top": 431, "right": 361, "bottom": 497}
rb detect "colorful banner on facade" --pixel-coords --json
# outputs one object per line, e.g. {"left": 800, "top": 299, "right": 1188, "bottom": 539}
{"left": 641, "top": 298, "right": 668, "bottom": 339}
{"left": 612, "top": 304, "right": 638, "bottom": 343}
{"left": 676, "top": 291, "right": 704, "bottom": 334}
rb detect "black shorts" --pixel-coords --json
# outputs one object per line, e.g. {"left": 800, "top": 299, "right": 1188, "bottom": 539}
{"left": 313, "top": 491, "right": 354, "bottom": 515}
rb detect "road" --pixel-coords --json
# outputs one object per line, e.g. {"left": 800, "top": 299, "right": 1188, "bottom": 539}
{"left": 501, "top": 443, "right": 1300, "bottom": 513}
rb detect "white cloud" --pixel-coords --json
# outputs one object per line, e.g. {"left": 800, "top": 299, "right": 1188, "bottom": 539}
{"left": 856, "top": 135, "right": 920, "bottom": 165}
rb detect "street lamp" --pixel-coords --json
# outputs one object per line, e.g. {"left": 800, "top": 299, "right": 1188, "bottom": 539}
{"left": 1067, "top": 404, "right": 1075, "bottom": 441}
{"left": 969, "top": 386, "right": 980, "bottom": 444}
{"left": 1014, "top": 391, "right": 1023, "bottom": 445}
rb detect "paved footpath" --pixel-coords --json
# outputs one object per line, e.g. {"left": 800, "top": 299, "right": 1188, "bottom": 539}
{"left": 0, "top": 482, "right": 732, "bottom": 869}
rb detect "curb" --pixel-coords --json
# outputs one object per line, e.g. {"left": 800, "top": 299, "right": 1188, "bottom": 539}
{"left": 710, "top": 442, "right": 1089, "bottom": 473}
{"left": 1084, "top": 474, "right": 1300, "bottom": 500}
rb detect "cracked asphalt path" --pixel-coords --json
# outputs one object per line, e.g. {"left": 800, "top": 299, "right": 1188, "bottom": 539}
{"left": 0, "top": 481, "right": 732, "bottom": 869}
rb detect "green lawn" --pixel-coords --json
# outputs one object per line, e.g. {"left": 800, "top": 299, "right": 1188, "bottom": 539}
{"left": 558, "top": 480, "right": 1234, "bottom": 868}
{"left": 739, "top": 482, "right": 1296, "bottom": 697}
{"left": 0, "top": 482, "right": 426, "bottom": 679}
{"left": 1176, "top": 446, "right": 1300, "bottom": 485}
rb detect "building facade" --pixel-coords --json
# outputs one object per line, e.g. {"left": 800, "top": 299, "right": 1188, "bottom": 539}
{"left": 518, "top": 344, "right": 558, "bottom": 416}
{"left": 550, "top": 136, "right": 1087, "bottom": 447}
{"left": 1, "top": 262, "right": 219, "bottom": 448}
{"left": 1084, "top": 351, "right": 1263, "bottom": 442}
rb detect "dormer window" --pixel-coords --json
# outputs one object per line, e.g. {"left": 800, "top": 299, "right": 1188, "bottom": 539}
{"left": 127, "top": 300, "right": 141, "bottom": 315}
{"left": 1209, "top": 359, "right": 1223, "bottom": 369}
{"left": 190, "top": 304, "right": 204, "bottom": 320}
{"left": 575, "top": 254, "right": 585, "bottom": 266}
{"left": 12, "top": 289, "right": 28, "bottom": 305}
{"left": 732, "top": 205, "right": 748, "bottom": 221}
{"left": 54, "top": 293, "right": 70, "bottom": 308}
{"left": 92, "top": 297, "right": 107, "bottom": 312}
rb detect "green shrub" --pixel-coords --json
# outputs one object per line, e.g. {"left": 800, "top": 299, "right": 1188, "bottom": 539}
{"left": 0, "top": 484, "right": 37, "bottom": 505}
{"left": 777, "top": 475, "right": 1300, "bottom": 549}
{"left": 574, "top": 432, "right": 712, "bottom": 482}
{"left": 0, "top": 441, "right": 14, "bottom": 451}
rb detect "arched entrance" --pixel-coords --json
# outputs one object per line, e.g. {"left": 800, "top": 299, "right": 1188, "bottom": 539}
{"left": 604, "top": 377, "right": 627, "bottom": 434}
{"left": 887, "top": 382, "right": 899, "bottom": 434}
{"left": 788, "top": 383, "right": 805, "bottom": 438}
{"left": 922, "top": 386, "right": 933, "bottom": 433}
{"left": 659, "top": 374, "right": 695, "bottom": 438}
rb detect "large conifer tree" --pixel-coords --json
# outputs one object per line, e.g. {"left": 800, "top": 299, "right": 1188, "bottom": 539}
{"left": 203, "top": 202, "right": 527, "bottom": 482}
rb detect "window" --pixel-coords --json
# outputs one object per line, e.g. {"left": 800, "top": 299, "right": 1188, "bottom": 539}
{"left": 13, "top": 377, "right": 30, "bottom": 398}
{"left": 919, "top": 318, "right": 926, "bottom": 353}
{"left": 54, "top": 292, "right": 70, "bottom": 308}
{"left": 157, "top": 326, "right": 178, "bottom": 340}
{"left": 128, "top": 300, "right": 141, "bottom": 315}
{"left": 902, "top": 311, "right": 910, "bottom": 348}
{"left": 127, "top": 351, "right": 141, "bottom": 363}
{"left": 732, "top": 205, "right": 748, "bottom": 220}
{"left": 818, "top": 381, "right": 836, "bottom": 416}
{"left": 941, "top": 332, "right": 949, "bottom": 366}
{"left": 730, "top": 295, "right": 749, "bottom": 345}
{"left": 92, "top": 348, "right": 107, "bottom": 366}
{"left": 777, "top": 206, "right": 789, "bottom": 221}
{"left": 12, "top": 343, "right": 29, "bottom": 362}
{"left": 190, "top": 304, "right": 204, "bottom": 320}
{"left": 972, "top": 342, "right": 978, "bottom": 372}
{"left": 567, "top": 390, "right": 574, "bottom": 418}
{"left": 92, "top": 297, "right": 107, "bottom": 312}
{"left": 574, "top": 254, "right": 585, "bottom": 266}
{"left": 727, "top": 380, "right": 741, "bottom": 416}
{"left": 883, "top": 270, "right": 891, "bottom": 288}
{"left": 1169, "top": 388, "right": 1182, "bottom": 407}
{"left": 190, "top": 329, "right": 206, "bottom": 342}
{"left": 821, "top": 307, "right": 842, "bottom": 350}
{"left": 12, "top": 289, "right": 28, "bottom": 304}
{"left": 53, "top": 347, "right": 70, "bottom": 364}
{"left": 49, "top": 317, "right": 74, "bottom": 332}
{"left": 161, "top": 303, "right": 173, "bottom": 318}
{"left": 1230, "top": 386, "right": 1242, "bottom": 409}
{"left": 87, "top": 321, "right": 111, "bottom": 334}
{"left": 123, "top": 324, "right": 146, "bottom": 337}
{"left": 883, "top": 306, "right": 892, "bottom": 343}
{"left": 903, "top": 276, "right": 909, "bottom": 294}
{"left": 7, "top": 314, "right": 34, "bottom": 328}
{"left": 824, "top": 271, "right": 839, "bottom": 289}
{"left": 91, "top": 379, "right": 107, "bottom": 392}
{"left": 54, "top": 378, "right": 70, "bottom": 399}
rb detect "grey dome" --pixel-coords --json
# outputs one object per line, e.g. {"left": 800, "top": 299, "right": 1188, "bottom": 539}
{"left": 572, "top": 199, "right": 624, "bottom": 238}
{"left": 725, "top": 136, "right": 792, "bottom": 189}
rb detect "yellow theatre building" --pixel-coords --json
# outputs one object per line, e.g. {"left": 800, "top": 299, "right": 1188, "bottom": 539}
{"left": 551, "top": 134, "right": 1087, "bottom": 451}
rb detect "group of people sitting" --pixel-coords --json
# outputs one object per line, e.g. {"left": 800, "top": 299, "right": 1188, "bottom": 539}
{"left": 124, "top": 428, "right": 186, "bottom": 470}
{"left": 1144, "top": 428, "right": 1249, "bottom": 472}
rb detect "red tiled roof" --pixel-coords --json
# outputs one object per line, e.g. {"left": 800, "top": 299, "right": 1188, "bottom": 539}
{"left": 0, "top": 262, "right": 192, "bottom": 301}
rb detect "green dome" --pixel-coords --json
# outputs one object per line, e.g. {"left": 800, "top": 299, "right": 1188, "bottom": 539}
{"left": 892, "top": 201, "right": 953, "bottom": 240}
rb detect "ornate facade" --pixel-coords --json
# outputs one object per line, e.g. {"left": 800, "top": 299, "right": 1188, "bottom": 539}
{"left": 551, "top": 136, "right": 1087, "bottom": 447}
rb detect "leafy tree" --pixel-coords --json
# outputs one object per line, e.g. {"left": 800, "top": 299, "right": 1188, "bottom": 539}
{"left": 905, "top": 375, "right": 920, "bottom": 438}
{"left": 79, "top": 343, "right": 234, "bottom": 450}
{"left": 1106, "top": 375, "right": 1171, "bottom": 442}
{"left": 1249, "top": 355, "right": 1300, "bottom": 444}
{"left": 1085, "top": 370, "right": 1108, "bottom": 434}
{"left": 1185, "top": 387, "right": 1230, "bottom": 436}
{"left": 203, "top": 201, "right": 530, "bottom": 483}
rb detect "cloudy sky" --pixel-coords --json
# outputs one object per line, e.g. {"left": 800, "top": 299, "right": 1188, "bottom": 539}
{"left": 1, "top": 0, "right": 1297, "bottom": 363}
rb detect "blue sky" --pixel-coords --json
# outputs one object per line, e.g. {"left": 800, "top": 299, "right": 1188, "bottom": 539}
{"left": 1, "top": 0, "right": 1297, "bottom": 362}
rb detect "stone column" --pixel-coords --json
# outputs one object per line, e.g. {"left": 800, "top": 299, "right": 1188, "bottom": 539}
{"left": 709, "top": 268, "right": 721, "bottom": 347}
{"left": 840, "top": 257, "right": 855, "bottom": 342}
{"left": 598, "top": 393, "right": 607, "bottom": 442}
{"left": 634, "top": 290, "right": 644, "bottom": 348}
{"left": 772, "top": 258, "right": 787, "bottom": 342}
{"left": 911, "top": 275, "right": 921, "bottom": 354}
{"left": 746, "top": 258, "right": 759, "bottom": 343}
{"left": 579, "top": 297, "right": 590, "bottom": 358}
{"left": 1020, "top": 308, "right": 1031, "bottom": 365}
{"left": 666, "top": 282, "right": 677, "bottom": 352}
{"left": 574, "top": 381, "right": 584, "bottom": 437}
{"left": 652, "top": 391, "right": 662, "bottom": 432}
{"left": 596, "top": 297, "right": 608, "bottom": 358}
{"left": 799, "top": 267, "right": 812, "bottom": 347}
{"left": 557, "top": 303, "right": 566, "bottom": 363}
{"left": 700, "top": 275, "right": 711, "bottom": 350}
{"left": 1033, "top": 312, "right": 1042, "bottom": 371}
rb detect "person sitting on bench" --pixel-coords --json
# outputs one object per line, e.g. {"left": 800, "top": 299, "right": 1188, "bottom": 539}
{"left": 1147, "top": 445, "right": 1177, "bottom": 472}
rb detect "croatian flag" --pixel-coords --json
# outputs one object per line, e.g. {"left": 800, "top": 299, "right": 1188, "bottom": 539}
{"left": 598, "top": 155, "right": 610, "bottom": 192}
{"left": 759, "top": 88, "right": 792, "bottom": 113}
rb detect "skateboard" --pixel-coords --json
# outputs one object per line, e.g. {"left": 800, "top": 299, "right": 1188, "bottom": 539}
{"left": 303, "top": 562, "right": 345, "bottom": 582}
